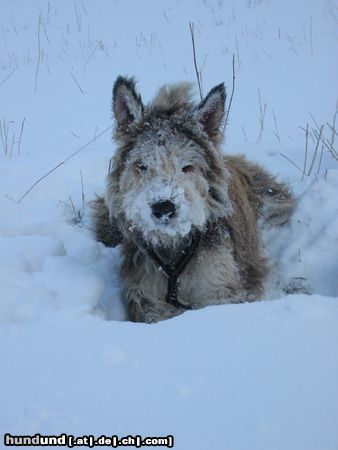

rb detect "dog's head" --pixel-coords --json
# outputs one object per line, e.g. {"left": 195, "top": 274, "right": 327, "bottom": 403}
{"left": 106, "top": 76, "right": 233, "bottom": 247}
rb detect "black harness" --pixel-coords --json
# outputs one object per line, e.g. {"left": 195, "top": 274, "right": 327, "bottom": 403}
{"left": 142, "top": 231, "right": 201, "bottom": 310}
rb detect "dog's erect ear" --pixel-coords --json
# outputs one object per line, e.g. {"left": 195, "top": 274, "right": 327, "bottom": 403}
{"left": 113, "top": 76, "right": 143, "bottom": 129}
{"left": 195, "top": 83, "right": 226, "bottom": 141}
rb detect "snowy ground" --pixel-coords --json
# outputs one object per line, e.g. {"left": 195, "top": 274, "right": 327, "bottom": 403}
{"left": 0, "top": 1, "right": 337, "bottom": 449}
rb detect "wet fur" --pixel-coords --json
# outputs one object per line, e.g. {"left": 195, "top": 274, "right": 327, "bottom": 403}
{"left": 92, "top": 76, "right": 294, "bottom": 323}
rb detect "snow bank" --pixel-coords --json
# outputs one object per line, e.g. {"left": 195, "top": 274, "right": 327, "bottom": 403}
{"left": 1, "top": 296, "right": 338, "bottom": 450}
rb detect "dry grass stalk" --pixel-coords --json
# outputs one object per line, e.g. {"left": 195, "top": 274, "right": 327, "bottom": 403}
{"left": 329, "top": 99, "right": 337, "bottom": 149}
{"left": 235, "top": 35, "right": 241, "bottom": 69}
{"left": 189, "top": 22, "right": 203, "bottom": 100}
{"left": 17, "top": 124, "right": 113, "bottom": 203}
{"left": 0, "top": 119, "right": 8, "bottom": 156}
{"left": 314, "top": 127, "right": 338, "bottom": 160}
{"left": 223, "top": 54, "right": 236, "bottom": 132}
{"left": 74, "top": 3, "right": 82, "bottom": 32}
{"left": 70, "top": 73, "right": 84, "bottom": 94}
{"left": 17, "top": 118, "right": 25, "bottom": 156}
{"left": 310, "top": 14, "right": 314, "bottom": 56}
{"left": 9, "top": 132, "right": 15, "bottom": 157}
{"left": 80, "top": 170, "right": 85, "bottom": 212}
{"left": 316, "top": 145, "right": 325, "bottom": 175}
{"left": 256, "top": 87, "right": 267, "bottom": 143}
{"left": 309, "top": 109, "right": 338, "bottom": 161}
{"left": 307, "top": 125, "right": 324, "bottom": 176}
{"left": 0, "top": 118, "right": 25, "bottom": 157}
{"left": 67, "top": 171, "right": 86, "bottom": 225}
{"left": 280, "top": 153, "right": 304, "bottom": 174}
{"left": 241, "top": 126, "right": 248, "bottom": 143}
{"left": 83, "top": 41, "right": 101, "bottom": 75}
{"left": 0, "top": 67, "right": 16, "bottom": 86}
{"left": 272, "top": 110, "right": 281, "bottom": 144}
{"left": 301, "top": 123, "right": 309, "bottom": 180}
{"left": 34, "top": 14, "right": 42, "bottom": 93}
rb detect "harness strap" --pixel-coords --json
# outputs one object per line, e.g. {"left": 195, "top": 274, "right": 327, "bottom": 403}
{"left": 145, "top": 231, "right": 201, "bottom": 310}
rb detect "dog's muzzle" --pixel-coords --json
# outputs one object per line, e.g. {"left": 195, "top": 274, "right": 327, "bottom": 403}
{"left": 151, "top": 200, "right": 176, "bottom": 220}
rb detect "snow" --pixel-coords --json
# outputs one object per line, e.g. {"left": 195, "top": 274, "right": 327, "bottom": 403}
{"left": 0, "top": 0, "right": 337, "bottom": 449}
{"left": 1, "top": 297, "right": 338, "bottom": 450}
{"left": 123, "top": 180, "right": 202, "bottom": 238}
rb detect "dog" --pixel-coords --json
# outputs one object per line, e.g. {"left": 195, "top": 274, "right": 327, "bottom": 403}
{"left": 92, "top": 76, "right": 294, "bottom": 323}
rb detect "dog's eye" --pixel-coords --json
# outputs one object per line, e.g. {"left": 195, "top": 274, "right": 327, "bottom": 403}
{"left": 182, "top": 165, "right": 195, "bottom": 174}
{"left": 134, "top": 161, "right": 148, "bottom": 172}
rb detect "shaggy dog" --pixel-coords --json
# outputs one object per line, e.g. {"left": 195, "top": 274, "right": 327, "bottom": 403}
{"left": 92, "top": 76, "right": 294, "bottom": 323}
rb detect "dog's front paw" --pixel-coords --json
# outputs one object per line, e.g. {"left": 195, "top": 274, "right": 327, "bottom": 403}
{"left": 128, "top": 298, "right": 183, "bottom": 323}
{"left": 128, "top": 299, "right": 149, "bottom": 323}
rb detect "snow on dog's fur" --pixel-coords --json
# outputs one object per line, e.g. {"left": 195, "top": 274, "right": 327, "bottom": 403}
{"left": 92, "top": 76, "right": 294, "bottom": 323}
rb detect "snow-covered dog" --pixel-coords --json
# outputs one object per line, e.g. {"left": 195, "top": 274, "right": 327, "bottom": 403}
{"left": 92, "top": 76, "right": 294, "bottom": 323}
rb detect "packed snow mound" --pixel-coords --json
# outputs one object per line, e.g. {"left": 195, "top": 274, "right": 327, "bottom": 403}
{"left": 264, "top": 169, "right": 338, "bottom": 299}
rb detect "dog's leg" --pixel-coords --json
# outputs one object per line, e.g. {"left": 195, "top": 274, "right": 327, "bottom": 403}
{"left": 90, "top": 196, "right": 123, "bottom": 247}
{"left": 128, "top": 296, "right": 183, "bottom": 324}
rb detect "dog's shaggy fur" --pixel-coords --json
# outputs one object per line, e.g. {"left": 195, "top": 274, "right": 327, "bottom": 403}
{"left": 92, "top": 76, "right": 294, "bottom": 323}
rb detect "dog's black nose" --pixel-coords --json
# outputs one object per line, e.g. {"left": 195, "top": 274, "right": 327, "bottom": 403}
{"left": 151, "top": 200, "right": 176, "bottom": 219}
